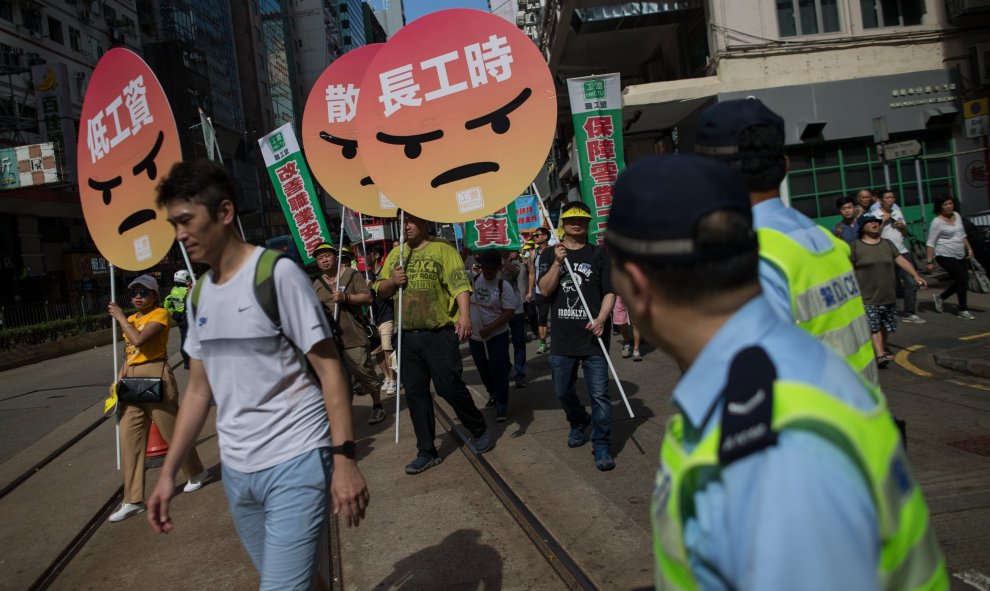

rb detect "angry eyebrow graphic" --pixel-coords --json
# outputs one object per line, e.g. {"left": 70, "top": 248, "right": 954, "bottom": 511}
{"left": 376, "top": 129, "right": 444, "bottom": 159}
{"left": 132, "top": 130, "right": 165, "bottom": 180}
{"left": 320, "top": 131, "right": 358, "bottom": 159}
{"left": 465, "top": 88, "right": 532, "bottom": 132}
{"left": 89, "top": 176, "right": 123, "bottom": 205}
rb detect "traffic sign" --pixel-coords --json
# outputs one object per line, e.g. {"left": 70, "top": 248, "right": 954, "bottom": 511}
{"left": 883, "top": 139, "right": 922, "bottom": 160}
{"left": 963, "top": 98, "right": 988, "bottom": 119}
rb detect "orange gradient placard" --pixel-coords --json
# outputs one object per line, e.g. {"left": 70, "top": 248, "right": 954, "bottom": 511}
{"left": 302, "top": 44, "right": 398, "bottom": 218}
{"left": 356, "top": 9, "right": 557, "bottom": 223}
{"left": 77, "top": 48, "right": 180, "bottom": 271}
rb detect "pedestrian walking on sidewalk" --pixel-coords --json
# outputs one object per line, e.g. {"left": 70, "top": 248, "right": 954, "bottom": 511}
{"left": 107, "top": 274, "right": 206, "bottom": 523}
{"left": 163, "top": 270, "right": 193, "bottom": 369}
{"left": 503, "top": 248, "right": 529, "bottom": 387}
{"left": 529, "top": 227, "right": 553, "bottom": 354}
{"left": 469, "top": 250, "right": 519, "bottom": 422}
{"left": 875, "top": 190, "right": 925, "bottom": 323}
{"left": 850, "top": 213, "right": 927, "bottom": 368}
{"left": 145, "top": 159, "right": 368, "bottom": 591}
{"left": 367, "top": 245, "right": 397, "bottom": 397}
{"left": 312, "top": 242, "right": 386, "bottom": 425}
{"left": 538, "top": 201, "right": 617, "bottom": 471}
{"left": 695, "top": 98, "right": 878, "bottom": 386}
{"left": 374, "top": 212, "right": 493, "bottom": 474}
{"left": 612, "top": 295, "right": 642, "bottom": 361}
{"left": 926, "top": 194, "right": 977, "bottom": 320}
{"left": 607, "top": 153, "right": 946, "bottom": 591}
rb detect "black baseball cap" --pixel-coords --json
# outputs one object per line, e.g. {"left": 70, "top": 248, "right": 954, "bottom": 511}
{"left": 695, "top": 98, "right": 784, "bottom": 158}
{"left": 606, "top": 154, "right": 755, "bottom": 263}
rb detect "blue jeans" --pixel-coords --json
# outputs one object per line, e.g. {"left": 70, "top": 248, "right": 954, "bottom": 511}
{"left": 468, "top": 331, "right": 511, "bottom": 412}
{"left": 508, "top": 313, "right": 527, "bottom": 379}
{"left": 222, "top": 447, "right": 333, "bottom": 591}
{"left": 549, "top": 354, "right": 612, "bottom": 450}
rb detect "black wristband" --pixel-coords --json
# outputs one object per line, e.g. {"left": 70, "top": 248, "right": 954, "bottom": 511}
{"left": 328, "top": 440, "right": 356, "bottom": 459}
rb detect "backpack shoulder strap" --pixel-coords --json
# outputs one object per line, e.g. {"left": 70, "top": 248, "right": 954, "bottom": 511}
{"left": 255, "top": 249, "right": 284, "bottom": 330}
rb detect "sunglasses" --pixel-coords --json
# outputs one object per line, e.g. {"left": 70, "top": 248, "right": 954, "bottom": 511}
{"left": 129, "top": 288, "right": 151, "bottom": 298}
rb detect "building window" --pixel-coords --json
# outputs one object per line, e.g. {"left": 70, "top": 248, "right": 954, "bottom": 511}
{"left": 88, "top": 35, "right": 104, "bottom": 60}
{"left": 0, "top": 1, "right": 12, "bottom": 22}
{"left": 786, "top": 132, "right": 956, "bottom": 241}
{"left": 75, "top": 72, "right": 87, "bottom": 100}
{"left": 860, "top": 0, "right": 922, "bottom": 28}
{"left": 777, "top": 0, "right": 841, "bottom": 37}
{"left": 69, "top": 27, "right": 82, "bottom": 52}
{"left": 24, "top": 5, "right": 42, "bottom": 35}
{"left": 47, "top": 17, "right": 64, "bottom": 44}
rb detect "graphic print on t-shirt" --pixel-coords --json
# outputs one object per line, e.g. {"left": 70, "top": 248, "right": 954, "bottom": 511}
{"left": 558, "top": 262, "right": 592, "bottom": 319}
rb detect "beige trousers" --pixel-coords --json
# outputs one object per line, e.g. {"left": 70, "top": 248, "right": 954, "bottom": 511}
{"left": 119, "top": 361, "right": 204, "bottom": 503}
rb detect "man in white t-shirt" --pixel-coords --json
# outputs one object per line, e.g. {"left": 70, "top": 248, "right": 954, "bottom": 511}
{"left": 145, "top": 159, "right": 368, "bottom": 591}
{"left": 875, "top": 189, "right": 924, "bottom": 323}
{"left": 470, "top": 250, "right": 519, "bottom": 422}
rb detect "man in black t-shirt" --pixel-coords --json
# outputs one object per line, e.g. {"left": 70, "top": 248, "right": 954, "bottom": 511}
{"left": 537, "top": 202, "right": 616, "bottom": 471}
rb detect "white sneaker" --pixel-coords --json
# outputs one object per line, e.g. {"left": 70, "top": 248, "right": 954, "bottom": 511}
{"left": 959, "top": 310, "right": 976, "bottom": 320}
{"left": 933, "top": 294, "right": 944, "bottom": 313}
{"left": 902, "top": 314, "right": 926, "bottom": 324}
{"left": 183, "top": 470, "right": 209, "bottom": 493}
{"left": 109, "top": 502, "right": 145, "bottom": 522}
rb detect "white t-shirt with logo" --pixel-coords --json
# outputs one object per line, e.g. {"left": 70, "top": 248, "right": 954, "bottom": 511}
{"left": 469, "top": 274, "right": 519, "bottom": 341}
{"left": 184, "top": 247, "right": 333, "bottom": 473}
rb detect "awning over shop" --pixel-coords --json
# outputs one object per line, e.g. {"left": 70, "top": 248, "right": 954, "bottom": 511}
{"left": 621, "top": 76, "right": 722, "bottom": 134}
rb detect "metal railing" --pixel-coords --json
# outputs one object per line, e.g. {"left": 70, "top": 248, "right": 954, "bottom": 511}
{"left": 0, "top": 292, "right": 125, "bottom": 330}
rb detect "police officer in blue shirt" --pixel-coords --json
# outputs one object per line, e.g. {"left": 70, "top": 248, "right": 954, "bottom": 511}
{"left": 606, "top": 154, "right": 946, "bottom": 591}
{"left": 694, "top": 99, "right": 879, "bottom": 387}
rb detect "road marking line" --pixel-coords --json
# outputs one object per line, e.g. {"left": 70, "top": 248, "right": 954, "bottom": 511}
{"left": 954, "top": 569, "right": 990, "bottom": 591}
{"left": 960, "top": 332, "right": 990, "bottom": 341}
{"left": 949, "top": 379, "right": 990, "bottom": 393}
{"left": 894, "top": 345, "right": 931, "bottom": 377}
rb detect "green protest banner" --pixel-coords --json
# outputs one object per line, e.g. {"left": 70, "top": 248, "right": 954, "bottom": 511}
{"left": 258, "top": 123, "right": 333, "bottom": 264}
{"left": 465, "top": 203, "right": 522, "bottom": 251}
{"left": 566, "top": 74, "right": 625, "bottom": 245}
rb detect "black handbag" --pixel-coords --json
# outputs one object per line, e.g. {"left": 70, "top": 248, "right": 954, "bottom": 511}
{"left": 116, "top": 377, "right": 163, "bottom": 403}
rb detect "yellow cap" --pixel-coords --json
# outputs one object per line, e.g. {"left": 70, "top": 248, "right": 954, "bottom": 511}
{"left": 560, "top": 204, "right": 592, "bottom": 219}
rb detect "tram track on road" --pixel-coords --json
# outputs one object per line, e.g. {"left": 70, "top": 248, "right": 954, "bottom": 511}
{"left": 1, "top": 361, "right": 182, "bottom": 590}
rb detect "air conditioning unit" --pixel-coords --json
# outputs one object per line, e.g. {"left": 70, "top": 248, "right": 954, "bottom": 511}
{"left": 946, "top": 0, "right": 990, "bottom": 18}
{"left": 971, "top": 43, "right": 990, "bottom": 88}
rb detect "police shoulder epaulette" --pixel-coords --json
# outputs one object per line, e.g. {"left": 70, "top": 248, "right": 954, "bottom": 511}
{"left": 718, "top": 346, "right": 779, "bottom": 465}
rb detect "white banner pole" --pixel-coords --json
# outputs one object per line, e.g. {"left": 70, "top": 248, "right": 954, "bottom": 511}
{"left": 532, "top": 188, "right": 634, "bottom": 418}
{"left": 334, "top": 209, "right": 346, "bottom": 322}
{"left": 110, "top": 264, "right": 121, "bottom": 469}
{"left": 395, "top": 211, "right": 405, "bottom": 444}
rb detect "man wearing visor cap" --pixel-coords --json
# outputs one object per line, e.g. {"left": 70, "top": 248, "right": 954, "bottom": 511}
{"left": 537, "top": 201, "right": 617, "bottom": 471}
{"left": 606, "top": 153, "right": 945, "bottom": 591}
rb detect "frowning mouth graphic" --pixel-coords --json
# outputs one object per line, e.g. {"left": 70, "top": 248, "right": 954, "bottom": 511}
{"left": 118, "top": 209, "right": 157, "bottom": 234}
{"left": 431, "top": 162, "right": 500, "bottom": 188}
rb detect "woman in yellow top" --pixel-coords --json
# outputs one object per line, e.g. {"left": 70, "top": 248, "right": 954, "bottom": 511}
{"left": 106, "top": 274, "right": 206, "bottom": 523}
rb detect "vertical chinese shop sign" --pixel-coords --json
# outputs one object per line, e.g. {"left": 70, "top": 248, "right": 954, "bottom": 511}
{"left": 259, "top": 123, "right": 333, "bottom": 265}
{"left": 566, "top": 74, "right": 625, "bottom": 245}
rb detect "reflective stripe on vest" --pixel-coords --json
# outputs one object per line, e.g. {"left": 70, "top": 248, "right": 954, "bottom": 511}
{"left": 652, "top": 381, "right": 948, "bottom": 591}
{"left": 757, "top": 227, "right": 878, "bottom": 386}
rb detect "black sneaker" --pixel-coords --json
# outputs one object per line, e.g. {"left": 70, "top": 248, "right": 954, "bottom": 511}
{"left": 593, "top": 448, "right": 615, "bottom": 471}
{"left": 514, "top": 376, "right": 526, "bottom": 388}
{"left": 473, "top": 430, "right": 494, "bottom": 453}
{"left": 405, "top": 452, "right": 442, "bottom": 475}
{"left": 567, "top": 418, "right": 591, "bottom": 448}
{"left": 496, "top": 408, "right": 508, "bottom": 422}
{"left": 483, "top": 397, "right": 496, "bottom": 410}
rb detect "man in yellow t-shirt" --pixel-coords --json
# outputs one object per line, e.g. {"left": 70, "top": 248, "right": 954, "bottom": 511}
{"left": 375, "top": 212, "right": 492, "bottom": 474}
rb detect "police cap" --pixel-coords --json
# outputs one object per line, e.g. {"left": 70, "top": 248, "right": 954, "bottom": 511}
{"left": 606, "top": 154, "right": 755, "bottom": 263}
{"left": 695, "top": 98, "right": 784, "bottom": 159}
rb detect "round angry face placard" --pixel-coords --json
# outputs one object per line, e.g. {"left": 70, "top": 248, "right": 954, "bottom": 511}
{"left": 77, "top": 48, "right": 180, "bottom": 271}
{"left": 356, "top": 9, "right": 557, "bottom": 223}
{"left": 302, "top": 44, "right": 398, "bottom": 218}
